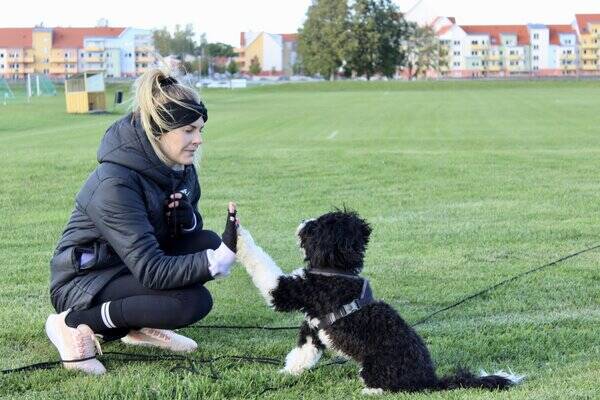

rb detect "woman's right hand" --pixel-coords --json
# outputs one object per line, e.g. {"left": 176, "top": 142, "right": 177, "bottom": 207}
{"left": 222, "top": 202, "right": 239, "bottom": 252}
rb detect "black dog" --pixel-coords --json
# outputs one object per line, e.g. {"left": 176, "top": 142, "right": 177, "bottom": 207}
{"left": 236, "top": 210, "right": 522, "bottom": 394}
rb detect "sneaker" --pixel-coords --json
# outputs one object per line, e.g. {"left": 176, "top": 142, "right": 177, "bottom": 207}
{"left": 121, "top": 328, "right": 198, "bottom": 353}
{"left": 45, "top": 310, "right": 106, "bottom": 375}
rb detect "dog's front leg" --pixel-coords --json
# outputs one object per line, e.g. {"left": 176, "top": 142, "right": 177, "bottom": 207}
{"left": 236, "top": 226, "right": 284, "bottom": 306}
{"left": 281, "top": 322, "right": 324, "bottom": 375}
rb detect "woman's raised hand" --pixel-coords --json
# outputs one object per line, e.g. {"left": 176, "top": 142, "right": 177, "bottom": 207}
{"left": 222, "top": 202, "right": 239, "bottom": 252}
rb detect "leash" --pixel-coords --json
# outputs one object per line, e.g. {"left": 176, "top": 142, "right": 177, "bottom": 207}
{"left": 409, "top": 242, "right": 600, "bottom": 327}
{"left": 3, "top": 243, "right": 600, "bottom": 379}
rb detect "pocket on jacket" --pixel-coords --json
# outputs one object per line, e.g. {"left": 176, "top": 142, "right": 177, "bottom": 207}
{"left": 76, "top": 241, "right": 121, "bottom": 273}
{"left": 53, "top": 241, "right": 121, "bottom": 275}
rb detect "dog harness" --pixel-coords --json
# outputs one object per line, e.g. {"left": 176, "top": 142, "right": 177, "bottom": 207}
{"left": 307, "top": 268, "right": 375, "bottom": 330}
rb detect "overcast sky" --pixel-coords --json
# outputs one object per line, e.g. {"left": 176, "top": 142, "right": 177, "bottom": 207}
{"left": 1, "top": 1, "right": 598, "bottom": 47}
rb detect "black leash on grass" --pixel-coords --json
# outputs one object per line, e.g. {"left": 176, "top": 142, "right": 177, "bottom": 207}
{"left": 3, "top": 242, "right": 600, "bottom": 378}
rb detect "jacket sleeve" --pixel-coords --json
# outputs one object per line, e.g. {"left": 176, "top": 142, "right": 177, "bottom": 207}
{"left": 85, "top": 176, "right": 214, "bottom": 289}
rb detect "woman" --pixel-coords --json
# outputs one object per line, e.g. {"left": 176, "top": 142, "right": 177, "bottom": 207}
{"left": 46, "top": 67, "right": 237, "bottom": 375}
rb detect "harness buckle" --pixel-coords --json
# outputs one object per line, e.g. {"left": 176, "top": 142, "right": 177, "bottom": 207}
{"left": 342, "top": 300, "right": 360, "bottom": 315}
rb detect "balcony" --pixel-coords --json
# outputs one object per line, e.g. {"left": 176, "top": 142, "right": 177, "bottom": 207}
{"left": 485, "top": 65, "right": 501, "bottom": 72}
{"left": 580, "top": 43, "right": 598, "bottom": 49}
{"left": 50, "top": 56, "right": 78, "bottom": 63}
{"left": 560, "top": 53, "right": 576, "bottom": 61}
{"left": 484, "top": 54, "right": 501, "bottom": 61}
{"left": 83, "top": 65, "right": 105, "bottom": 71}
{"left": 22, "top": 56, "right": 34, "bottom": 63}
{"left": 508, "top": 54, "right": 523, "bottom": 61}
{"left": 135, "top": 45, "right": 154, "bottom": 52}
{"left": 8, "top": 66, "right": 34, "bottom": 73}
{"left": 50, "top": 66, "right": 68, "bottom": 74}
{"left": 581, "top": 64, "right": 599, "bottom": 71}
{"left": 563, "top": 64, "right": 577, "bottom": 70}
{"left": 85, "top": 56, "right": 104, "bottom": 63}
{"left": 471, "top": 44, "right": 488, "bottom": 51}
{"left": 581, "top": 53, "right": 599, "bottom": 60}
{"left": 135, "top": 56, "right": 154, "bottom": 63}
{"left": 84, "top": 45, "right": 105, "bottom": 52}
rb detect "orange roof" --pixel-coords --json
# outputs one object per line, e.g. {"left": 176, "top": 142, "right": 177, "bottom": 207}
{"left": 0, "top": 27, "right": 125, "bottom": 49}
{"left": 548, "top": 25, "right": 576, "bottom": 45}
{"left": 436, "top": 25, "right": 453, "bottom": 36}
{"left": 53, "top": 27, "right": 125, "bottom": 48}
{"left": 281, "top": 33, "right": 298, "bottom": 42}
{"left": 460, "top": 25, "right": 530, "bottom": 46}
{"left": 575, "top": 14, "right": 600, "bottom": 34}
{"left": 0, "top": 28, "right": 32, "bottom": 48}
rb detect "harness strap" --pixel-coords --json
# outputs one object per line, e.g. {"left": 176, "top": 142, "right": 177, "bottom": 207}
{"left": 306, "top": 269, "right": 375, "bottom": 330}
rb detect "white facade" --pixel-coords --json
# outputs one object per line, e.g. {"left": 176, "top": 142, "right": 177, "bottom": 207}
{"left": 262, "top": 33, "right": 283, "bottom": 72}
{"left": 81, "top": 28, "right": 154, "bottom": 77}
{"left": 528, "top": 25, "right": 549, "bottom": 71}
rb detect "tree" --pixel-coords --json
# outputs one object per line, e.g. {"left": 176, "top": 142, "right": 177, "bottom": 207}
{"left": 249, "top": 56, "right": 262, "bottom": 75}
{"left": 153, "top": 28, "right": 172, "bottom": 56}
{"left": 227, "top": 60, "right": 239, "bottom": 75}
{"left": 152, "top": 24, "right": 196, "bottom": 59}
{"left": 298, "top": 0, "right": 352, "bottom": 80}
{"left": 346, "top": 0, "right": 408, "bottom": 80}
{"left": 403, "top": 23, "right": 447, "bottom": 79}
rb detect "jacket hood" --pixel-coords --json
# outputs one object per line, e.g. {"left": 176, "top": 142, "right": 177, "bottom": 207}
{"left": 97, "top": 113, "right": 188, "bottom": 190}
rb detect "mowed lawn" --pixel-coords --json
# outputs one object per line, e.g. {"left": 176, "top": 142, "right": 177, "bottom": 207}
{"left": 1, "top": 79, "right": 600, "bottom": 399}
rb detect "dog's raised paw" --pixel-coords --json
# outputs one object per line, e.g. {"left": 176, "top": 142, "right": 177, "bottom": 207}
{"left": 361, "top": 388, "right": 384, "bottom": 396}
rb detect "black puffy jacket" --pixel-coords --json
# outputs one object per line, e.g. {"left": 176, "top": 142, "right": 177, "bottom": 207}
{"left": 50, "top": 113, "right": 213, "bottom": 312}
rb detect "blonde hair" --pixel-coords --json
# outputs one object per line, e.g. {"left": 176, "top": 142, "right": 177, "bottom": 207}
{"left": 132, "top": 66, "right": 203, "bottom": 167}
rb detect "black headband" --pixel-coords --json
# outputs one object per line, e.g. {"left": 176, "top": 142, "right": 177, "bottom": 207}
{"left": 158, "top": 76, "right": 178, "bottom": 87}
{"left": 150, "top": 99, "right": 208, "bottom": 136}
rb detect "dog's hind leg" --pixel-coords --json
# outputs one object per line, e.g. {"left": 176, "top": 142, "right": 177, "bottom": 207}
{"left": 280, "top": 322, "right": 324, "bottom": 375}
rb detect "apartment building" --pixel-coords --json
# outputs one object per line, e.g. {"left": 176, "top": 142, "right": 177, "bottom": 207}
{"left": 0, "top": 26, "right": 155, "bottom": 79}
{"left": 406, "top": 0, "right": 600, "bottom": 78}
{"left": 574, "top": 14, "right": 600, "bottom": 74}
{"left": 235, "top": 32, "right": 298, "bottom": 76}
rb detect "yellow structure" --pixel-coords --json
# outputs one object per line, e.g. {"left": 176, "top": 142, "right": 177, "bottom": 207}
{"left": 236, "top": 32, "right": 264, "bottom": 72}
{"left": 576, "top": 15, "right": 600, "bottom": 73}
{"left": 32, "top": 28, "right": 52, "bottom": 74}
{"left": 65, "top": 72, "right": 106, "bottom": 113}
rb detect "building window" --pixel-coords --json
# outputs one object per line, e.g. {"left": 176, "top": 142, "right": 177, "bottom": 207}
{"left": 454, "top": 40, "right": 460, "bottom": 45}
{"left": 453, "top": 51, "right": 460, "bottom": 56}
{"left": 533, "top": 66, "right": 539, "bottom": 70}
{"left": 533, "top": 33, "right": 539, "bottom": 39}
{"left": 471, "top": 40, "right": 478, "bottom": 45}
{"left": 533, "top": 44, "right": 539, "bottom": 50}
{"left": 533, "top": 55, "right": 539, "bottom": 60}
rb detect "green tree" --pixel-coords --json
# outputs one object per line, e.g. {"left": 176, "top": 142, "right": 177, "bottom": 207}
{"left": 227, "top": 60, "right": 239, "bottom": 75}
{"left": 249, "top": 56, "right": 262, "bottom": 75}
{"left": 347, "top": 0, "right": 408, "bottom": 79}
{"left": 152, "top": 28, "right": 172, "bottom": 56}
{"left": 403, "top": 23, "right": 446, "bottom": 79}
{"left": 152, "top": 24, "right": 196, "bottom": 59}
{"left": 171, "top": 24, "right": 196, "bottom": 58}
{"left": 298, "top": 0, "right": 352, "bottom": 80}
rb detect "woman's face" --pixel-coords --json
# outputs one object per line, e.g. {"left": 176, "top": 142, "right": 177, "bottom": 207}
{"left": 158, "top": 117, "right": 204, "bottom": 166}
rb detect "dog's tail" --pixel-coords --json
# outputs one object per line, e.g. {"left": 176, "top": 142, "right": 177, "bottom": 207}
{"left": 436, "top": 368, "right": 524, "bottom": 391}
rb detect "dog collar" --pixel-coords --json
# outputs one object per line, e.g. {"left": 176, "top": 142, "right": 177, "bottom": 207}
{"left": 307, "top": 269, "right": 375, "bottom": 330}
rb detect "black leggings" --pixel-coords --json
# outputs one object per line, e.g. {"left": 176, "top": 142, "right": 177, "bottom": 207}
{"left": 67, "top": 230, "right": 221, "bottom": 337}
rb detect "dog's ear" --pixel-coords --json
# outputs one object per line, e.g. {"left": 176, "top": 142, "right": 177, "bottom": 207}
{"left": 360, "top": 219, "right": 372, "bottom": 246}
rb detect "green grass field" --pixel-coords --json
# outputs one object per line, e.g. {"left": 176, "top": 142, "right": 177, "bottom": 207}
{"left": 1, "top": 79, "right": 600, "bottom": 399}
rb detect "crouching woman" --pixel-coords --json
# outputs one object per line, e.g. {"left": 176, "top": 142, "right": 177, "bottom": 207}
{"left": 46, "top": 67, "right": 238, "bottom": 375}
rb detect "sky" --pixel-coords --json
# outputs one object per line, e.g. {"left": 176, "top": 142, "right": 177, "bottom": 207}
{"left": 1, "top": 0, "right": 599, "bottom": 47}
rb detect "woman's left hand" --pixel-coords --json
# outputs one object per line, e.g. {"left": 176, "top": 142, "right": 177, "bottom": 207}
{"left": 165, "top": 192, "right": 196, "bottom": 234}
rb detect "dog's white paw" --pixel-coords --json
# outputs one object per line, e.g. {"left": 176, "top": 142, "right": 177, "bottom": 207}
{"left": 361, "top": 388, "right": 384, "bottom": 396}
{"left": 278, "top": 367, "right": 304, "bottom": 376}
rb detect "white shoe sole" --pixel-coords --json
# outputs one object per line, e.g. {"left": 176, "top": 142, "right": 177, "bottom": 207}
{"left": 45, "top": 314, "right": 106, "bottom": 375}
